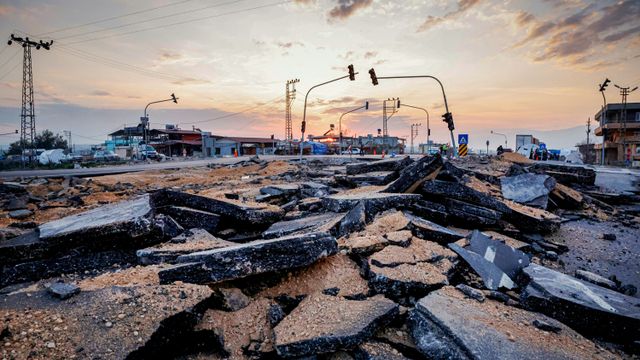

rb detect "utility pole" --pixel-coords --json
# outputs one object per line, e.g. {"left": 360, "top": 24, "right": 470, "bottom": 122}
{"left": 7, "top": 34, "right": 53, "bottom": 165}
{"left": 63, "top": 130, "right": 72, "bottom": 153}
{"left": 614, "top": 84, "right": 637, "bottom": 167}
{"left": 486, "top": 140, "right": 489, "bottom": 155}
{"left": 586, "top": 117, "right": 591, "bottom": 146}
{"left": 338, "top": 102, "right": 368, "bottom": 154}
{"left": 400, "top": 104, "right": 430, "bottom": 154}
{"left": 382, "top": 98, "right": 399, "bottom": 152}
{"left": 410, "top": 123, "right": 421, "bottom": 154}
{"left": 285, "top": 79, "right": 299, "bottom": 154}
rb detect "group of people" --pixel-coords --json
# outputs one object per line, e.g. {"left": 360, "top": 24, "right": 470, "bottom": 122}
{"left": 439, "top": 143, "right": 454, "bottom": 157}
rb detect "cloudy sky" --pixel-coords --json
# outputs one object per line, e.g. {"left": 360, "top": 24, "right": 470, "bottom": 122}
{"left": 0, "top": 0, "right": 639, "bottom": 150}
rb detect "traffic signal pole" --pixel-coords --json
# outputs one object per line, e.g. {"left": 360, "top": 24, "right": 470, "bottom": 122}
{"left": 300, "top": 66, "right": 358, "bottom": 160}
{"left": 368, "top": 73, "right": 457, "bottom": 156}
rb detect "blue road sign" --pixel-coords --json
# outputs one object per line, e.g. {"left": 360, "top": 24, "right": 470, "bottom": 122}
{"left": 458, "top": 134, "right": 468, "bottom": 145}
{"left": 539, "top": 143, "right": 547, "bottom": 150}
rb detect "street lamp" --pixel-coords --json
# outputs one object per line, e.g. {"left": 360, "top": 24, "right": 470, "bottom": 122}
{"left": 142, "top": 93, "right": 178, "bottom": 144}
{"left": 368, "top": 70, "right": 457, "bottom": 156}
{"left": 338, "top": 101, "right": 369, "bottom": 154}
{"left": 300, "top": 65, "right": 358, "bottom": 159}
{"left": 490, "top": 130, "right": 507, "bottom": 147}
{"left": 400, "top": 104, "right": 430, "bottom": 154}
{"left": 598, "top": 78, "right": 610, "bottom": 165}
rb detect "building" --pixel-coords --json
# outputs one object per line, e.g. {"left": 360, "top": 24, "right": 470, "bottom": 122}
{"left": 202, "top": 133, "right": 278, "bottom": 156}
{"left": 594, "top": 102, "right": 640, "bottom": 166}
{"left": 149, "top": 126, "right": 202, "bottom": 157}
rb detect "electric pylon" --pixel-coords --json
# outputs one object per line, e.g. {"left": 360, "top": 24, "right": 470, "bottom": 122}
{"left": 7, "top": 34, "right": 53, "bottom": 164}
{"left": 285, "top": 79, "right": 299, "bottom": 142}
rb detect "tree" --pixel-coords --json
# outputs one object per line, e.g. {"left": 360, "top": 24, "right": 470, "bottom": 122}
{"left": 5, "top": 130, "right": 68, "bottom": 155}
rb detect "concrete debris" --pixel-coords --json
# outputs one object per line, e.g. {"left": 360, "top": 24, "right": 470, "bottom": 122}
{"left": 273, "top": 294, "right": 399, "bottom": 357}
{"left": 1, "top": 154, "right": 636, "bottom": 358}
{"left": 521, "top": 263, "right": 640, "bottom": 342}
{"left": 410, "top": 286, "right": 613, "bottom": 360}
{"left": 500, "top": 173, "right": 556, "bottom": 209}
{"left": 158, "top": 232, "right": 338, "bottom": 284}
{"left": 345, "top": 156, "right": 412, "bottom": 175}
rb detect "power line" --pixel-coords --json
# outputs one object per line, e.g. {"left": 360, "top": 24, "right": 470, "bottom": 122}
{"left": 54, "top": 0, "right": 249, "bottom": 41}
{"left": 0, "top": 49, "right": 20, "bottom": 71}
{"left": 177, "top": 95, "right": 284, "bottom": 126}
{"left": 61, "top": 1, "right": 292, "bottom": 45}
{"left": 36, "top": 0, "right": 198, "bottom": 37}
{"left": 0, "top": 61, "right": 21, "bottom": 82}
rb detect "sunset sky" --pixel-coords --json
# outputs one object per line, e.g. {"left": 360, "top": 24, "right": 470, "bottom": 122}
{"left": 0, "top": 0, "right": 639, "bottom": 150}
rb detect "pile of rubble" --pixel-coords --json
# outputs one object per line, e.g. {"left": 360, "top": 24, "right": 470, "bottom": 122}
{"left": 1, "top": 154, "right": 639, "bottom": 359}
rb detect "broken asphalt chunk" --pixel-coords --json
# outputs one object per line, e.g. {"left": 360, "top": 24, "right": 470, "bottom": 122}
{"left": 159, "top": 206, "right": 220, "bottom": 233}
{"left": 136, "top": 228, "right": 235, "bottom": 265}
{"left": 274, "top": 294, "right": 399, "bottom": 357}
{"left": 410, "top": 286, "right": 613, "bottom": 360}
{"left": 152, "top": 189, "right": 284, "bottom": 227}
{"left": 404, "top": 212, "right": 464, "bottom": 244}
{"left": 501, "top": 173, "right": 556, "bottom": 209}
{"left": 346, "top": 156, "right": 412, "bottom": 175}
{"left": 448, "top": 243, "right": 516, "bottom": 290}
{"left": 46, "top": 282, "right": 80, "bottom": 300}
{"left": 521, "top": 263, "right": 640, "bottom": 342}
{"left": 465, "top": 230, "right": 530, "bottom": 280}
{"left": 323, "top": 192, "right": 421, "bottom": 221}
{"left": 158, "top": 232, "right": 338, "bottom": 284}
{"left": 262, "top": 212, "right": 345, "bottom": 239}
{"left": 336, "top": 171, "right": 399, "bottom": 187}
{"left": 383, "top": 154, "right": 443, "bottom": 193}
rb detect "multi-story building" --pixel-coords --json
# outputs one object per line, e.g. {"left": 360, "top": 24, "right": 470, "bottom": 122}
{"left": 594, "top": 102, "right": 640, "bottom": 166}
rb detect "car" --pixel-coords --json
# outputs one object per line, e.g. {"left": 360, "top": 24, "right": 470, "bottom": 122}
{"left": 135, "top": 144, "right": 158, "bottom": 160}
{"left": 341, "top": 148, "right": 360, "bottom": 155}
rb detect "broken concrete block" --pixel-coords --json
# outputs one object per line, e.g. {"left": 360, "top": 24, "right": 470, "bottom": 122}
{"left": 444, "top": 199, "right": 503, "bottom": 227}
{"left": 383, "top": 154, "right": 443, "bottom": 193}
{"left": 550, "top": 183, "right": 583, "bottom": 209}
{"left": 448, "top": 243, "right": 516, "bottom": 290}
{"left": 159, "top": 232, "right": 338, "bottom": 284}
{"left": 260, "top": 183, "right": 300, "bottom": 197}
{"left": 384, "top": 230, "right": 412, "bottom": 247}
{"left": 47, "top": 282, "right": 80, "bottom": 300}
{"left": 159, "top": 206, "right": 220, "bottom": 233}
{"left": 421, "top": 180, "right": 511, "bottom": 214}
{"left": 346, "top": 156, "right": 412, "bottom": 175}
{"left": 259, "top": 254, "right": 370, "bottom": 299}
{"left": 339, "top": 234, "right": 389, "bottom": 256}
{"left": 300, "top": 181, "right": 332, "bottom": 198}
{"left": 152, "top": 189, "right": 284, "bottom": 227}
{"left": 406, "top": 200, "right": 448, "bottom": 225}
{"left": 262, "top": 212, "right": 344, "bottom": 239}
{"left": 336, "top": 171, "right": 399, "bottom": 187}
{"left": 339, "top": 201, "right": 366, "bottom": 237}
{"left": 137, "top": 228, "right": 235, "bottom": 265}
{"left": 410, "top": 286, "right": 611, "bottom": 360}
{"left": 501, "top": 173, "right": 556, "bottom": 209}
{"left": 574, "top": 269, "right": 617, "bottom": 290}
{"left": 521, "top": 263, "right": 640, "bottom": 342}
{"left": 0, "top": 284, "right": 216, "bottom": 359}
{"left": 501, "top": 199, "right": 561, "bottom": 234}
{"left": 404, "top": 213, "right": 464, "bottom": 244}
{"left": 274, "top": 294, "right": 399, "bottom": 357}
{"left": 324, "top": 192, "right": 421, "bottom": 221}
{"left": 354, "top": 341, "right": 409, "bottom": 360}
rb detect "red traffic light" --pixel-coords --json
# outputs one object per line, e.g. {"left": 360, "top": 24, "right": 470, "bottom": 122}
{"left": 348, "top": 64, "right": 355, "bottom": 81}
{"left": 368, "top": 68, "right": 378, "bottom": 86}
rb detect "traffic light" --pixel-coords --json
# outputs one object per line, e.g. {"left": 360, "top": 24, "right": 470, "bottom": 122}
{"left": 397, "top": 99, "right": 400, "bottom": 108}
{"left": 171, "top": 93, "right": 178, "bottom": 103}
{"left": 599, "top": 78, "right": 610, "bottom": 92}
{"left": 301, "top": 120, "right": 306, "bottom": 133}
{"left": 369, "top": 68, "right": 378, "bottom": 86}
{"left": 442, "top": 112, "right": 454, "bottom": 131}
{"left": 348, "top": 64, "right": 355, "bottom": 81}
{"left": 365, "top": 101, "right": 369, "bottom": 110}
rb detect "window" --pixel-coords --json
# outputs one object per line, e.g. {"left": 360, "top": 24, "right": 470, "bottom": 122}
{"left": 636, "top": 112, "right": 640, "bottom": 122}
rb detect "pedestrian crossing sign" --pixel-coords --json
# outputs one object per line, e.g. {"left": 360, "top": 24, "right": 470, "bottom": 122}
{"left": 458, "top": 134, "right": 468, "bottom": 145}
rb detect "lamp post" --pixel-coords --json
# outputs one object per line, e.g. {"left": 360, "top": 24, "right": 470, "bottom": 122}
{"left": 598, "top": 79, "right": 610, "bottom": 165}
{"left": 338, "top": 102, "right": 368, "bottom": 154}
{"left": 401, "top": 104, "right": 430, "bottom": 154}
{"left": 367, "top": 71, "right": 457, "bottom": 156}
{"left": 490, "top": 130, "right": 507, "bottom": 147}
{"left": 142, "top": 93, "right": 178, "bottom": 144}
{"left": 300, "top": 65, "right": 357, "bottom": 160}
